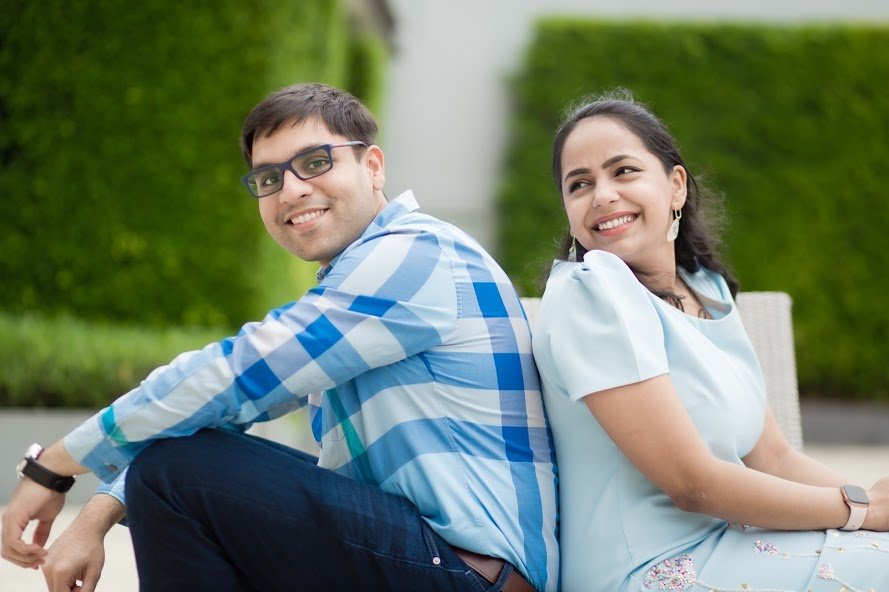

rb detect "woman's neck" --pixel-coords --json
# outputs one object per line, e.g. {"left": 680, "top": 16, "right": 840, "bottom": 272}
{"left": 634, "top": 265, "right": 711, "bottom": 319}
{"left": 632, "top": 266, "right": 678, "bottom": 296}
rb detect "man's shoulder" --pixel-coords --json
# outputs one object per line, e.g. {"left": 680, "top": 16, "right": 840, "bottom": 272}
{"left": 376, "top": 191, "right": 494, "bottom": 261}
{"left": 372, "top": 210, "right": 496, "bottom": 266}
{"left": 386, "top": 208, "right": 456, "bottom": 235}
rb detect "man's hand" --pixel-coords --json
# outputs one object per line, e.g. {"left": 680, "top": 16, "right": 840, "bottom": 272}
{"left": 1, "top": 478, "right": 64, "bottom": 568}
{"left": 2, "top": 441, "right": 87, "bottom": 570}
{"left": 42, "top": 494, "right": 125, "bottom": 592}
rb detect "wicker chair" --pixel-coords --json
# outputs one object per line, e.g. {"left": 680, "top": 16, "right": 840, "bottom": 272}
{"left": 521, "top": 291, "right": 804, "bottom": 450}
{"left": 735, "top": 292, "right": 803, "bottom": 450}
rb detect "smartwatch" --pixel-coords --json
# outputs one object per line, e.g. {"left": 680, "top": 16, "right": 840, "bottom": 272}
{"left": 15, "top": 443, "right": 76, "bottom": 493}
{"left": 840, "top": 484, "right": 869, "bottom": 531}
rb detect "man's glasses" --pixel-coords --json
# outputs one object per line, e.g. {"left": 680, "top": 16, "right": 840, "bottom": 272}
{"left": 241, "top": 141, "right": 367, "bottom": 198}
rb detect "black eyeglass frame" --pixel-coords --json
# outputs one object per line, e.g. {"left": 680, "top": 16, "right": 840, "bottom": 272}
{"left": 241, "top": 141, "right": 368, "bottom": 198}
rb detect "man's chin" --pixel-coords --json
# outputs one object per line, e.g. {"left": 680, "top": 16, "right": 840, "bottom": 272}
{"left": 286, "top": 245, "right": 336, "bottom": 266}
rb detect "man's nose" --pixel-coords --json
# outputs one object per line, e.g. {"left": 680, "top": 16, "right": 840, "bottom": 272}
{"left": 277, "top": 169, "right": 313, "bottom": 202}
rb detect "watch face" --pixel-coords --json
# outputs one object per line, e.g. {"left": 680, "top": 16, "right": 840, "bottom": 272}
{"left": 25, "top": 443, "right": 43, "bottom": 460}
{"left": 843, "top": 484, "right": 869, "bottom": 505}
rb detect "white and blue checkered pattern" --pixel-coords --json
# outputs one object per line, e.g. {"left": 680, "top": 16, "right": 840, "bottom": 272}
{"left": 65, "top": 191, "right": 558, "bottom": 591}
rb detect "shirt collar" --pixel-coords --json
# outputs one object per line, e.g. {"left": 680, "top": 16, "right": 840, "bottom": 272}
{"left": 315, "top": 190, "right": 421, "bottom": 282}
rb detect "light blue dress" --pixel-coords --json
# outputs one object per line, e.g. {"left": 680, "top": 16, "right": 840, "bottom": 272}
{"left": 533, "top": 250, "right": 889, "bottom": 592}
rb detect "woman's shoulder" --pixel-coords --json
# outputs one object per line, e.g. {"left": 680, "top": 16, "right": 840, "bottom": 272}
{"left": 533, "top": 251, "right": 670, "bottom": 401}
{"left": 538, "top": 250, "right": 660, "bottom": 338}
{"left": 543, "top": 250, "right": 647, "bottom": 306}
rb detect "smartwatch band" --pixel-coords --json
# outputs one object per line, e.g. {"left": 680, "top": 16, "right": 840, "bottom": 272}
{"left": 840, "top": 484, "right": 869, "bottom": 531}
{"left": 16, "top": 443, "right": 77, "bottom": 493}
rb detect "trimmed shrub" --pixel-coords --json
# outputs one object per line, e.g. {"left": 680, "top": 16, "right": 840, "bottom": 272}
{"left": 347, "top": 33, "right": 391, "bottom": 126}
{"left": 0, "top": 311, "right": 226, "bottom": 408}
{"left": 499, "top": 20, "right": 889, "bottom": 400}
{"left": 0, "top": 0, "right": 386, "bottom": 328}
{"left": 0, "top": 0, "right": 391, "bottom": 407}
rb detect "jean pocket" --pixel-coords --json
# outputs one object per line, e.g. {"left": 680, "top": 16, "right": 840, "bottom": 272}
{"left": 421, "top": 527, "right": 494, "bottom": 591}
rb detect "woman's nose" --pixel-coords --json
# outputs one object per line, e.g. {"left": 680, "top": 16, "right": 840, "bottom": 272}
{"left": 591, "top": 182, "right": 619, "bottom": 208}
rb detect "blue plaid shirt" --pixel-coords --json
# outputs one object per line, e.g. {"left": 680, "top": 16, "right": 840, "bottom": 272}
{"left": 65, "top": 191, "right": 559, "bottom": 591}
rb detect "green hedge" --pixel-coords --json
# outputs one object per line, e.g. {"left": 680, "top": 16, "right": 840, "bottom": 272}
{"left": 499, "top": 20, "right": 889, "bottom": 400}
{"left": 0, "top": 0, "right": 387, "bottom": 329}
{"left": 0, "top": 0, "right": 391, "bottom": 407}
{"left": 0, "top": 311, "right": 226, "bottom": 408}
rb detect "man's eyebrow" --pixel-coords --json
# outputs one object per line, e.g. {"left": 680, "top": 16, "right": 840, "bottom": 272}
{"left": 252, "top": 142, "right": 328, "bottom": 169}
{"left": 563, "top": 154, "right": 637, "bottom": 181}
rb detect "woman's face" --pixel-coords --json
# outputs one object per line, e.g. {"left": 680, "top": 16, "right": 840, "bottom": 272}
{"left": 560, "top": 116, "right": 687, "bottom": 274}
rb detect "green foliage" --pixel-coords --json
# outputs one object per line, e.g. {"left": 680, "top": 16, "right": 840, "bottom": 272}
{"left": 0, "top": 0, "right": 388, "bottom": 328}
{"left": 0, "top": 0, "right": 391, "bottom": 407}
{"left": 347, "top": 33, "right": 391, "bottom": 125}
{"left": 0, "top": 311, "right": 226, "bottom": 408}
{"left": 499, "top": 20, "right": 889, "bottom": 400}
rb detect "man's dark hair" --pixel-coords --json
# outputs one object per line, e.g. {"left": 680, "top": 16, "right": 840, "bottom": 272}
{"left": 240, "top": 83, "right": 377, "bottom": 167}
{"left": 551, "top": 88, "right": 739, "bottom": 297}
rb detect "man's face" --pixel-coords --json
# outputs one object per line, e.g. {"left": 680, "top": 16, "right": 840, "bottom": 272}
{"left": 251, "top": 117, "right": 387, "bottom": 265}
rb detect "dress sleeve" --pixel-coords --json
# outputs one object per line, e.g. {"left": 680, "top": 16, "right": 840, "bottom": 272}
{"left": 533, "top": 251, "right": 669, "bottom": 402}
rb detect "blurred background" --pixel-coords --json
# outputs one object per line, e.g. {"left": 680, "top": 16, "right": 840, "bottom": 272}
{"left": 2, "top": 0, "right": 889, "bottom": 488}
{"left": 2, "top": 1, "right": 889, "bottom": 589}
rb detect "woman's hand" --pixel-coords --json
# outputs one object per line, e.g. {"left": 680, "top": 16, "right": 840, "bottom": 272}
{"left": 862, "top": 477, "right": 889, "bottom": 531}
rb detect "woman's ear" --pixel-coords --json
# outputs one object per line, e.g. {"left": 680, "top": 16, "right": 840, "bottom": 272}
{"left": 670, "top": 165, "right": 688, "bottom": 209}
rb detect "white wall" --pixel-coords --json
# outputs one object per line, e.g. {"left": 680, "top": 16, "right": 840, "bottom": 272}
{"left": 380, "top": 0, "right": 889, "bottom": 253}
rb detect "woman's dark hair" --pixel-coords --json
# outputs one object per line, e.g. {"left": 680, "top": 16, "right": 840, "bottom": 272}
{"left": 551, "top": 89, "right": 738, "bottom": 297}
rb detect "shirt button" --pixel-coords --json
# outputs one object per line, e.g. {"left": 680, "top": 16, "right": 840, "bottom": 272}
{"left": 107, "top": 464, "right": 118, "bottom": 472}
{"left": 432, "top": 557, "right": 441, "bottom": 565}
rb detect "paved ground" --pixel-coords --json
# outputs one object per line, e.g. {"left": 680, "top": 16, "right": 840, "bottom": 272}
{"left": 2, "top": 443, "right": 886, "bottom": 592}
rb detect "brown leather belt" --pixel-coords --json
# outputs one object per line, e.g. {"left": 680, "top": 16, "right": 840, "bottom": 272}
{"left": 451, "top": 546, "right": 536, "bottom": 592}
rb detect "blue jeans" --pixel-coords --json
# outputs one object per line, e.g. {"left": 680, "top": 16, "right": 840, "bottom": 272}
{"left": 125, "top": 429, "right": 506, "bottom": 591}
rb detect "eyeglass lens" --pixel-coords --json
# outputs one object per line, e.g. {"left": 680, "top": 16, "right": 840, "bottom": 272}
{"left": 247, "top": 146, "right": 333, "bottom": 197}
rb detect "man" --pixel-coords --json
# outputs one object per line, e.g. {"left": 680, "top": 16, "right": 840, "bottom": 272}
{"left": 1, "top": 83, "right": 558, "bottom": 592}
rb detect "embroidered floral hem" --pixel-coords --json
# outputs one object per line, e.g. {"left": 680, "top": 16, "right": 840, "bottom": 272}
{"left": 640, "top": 526, "right": 889, "bottom": 592}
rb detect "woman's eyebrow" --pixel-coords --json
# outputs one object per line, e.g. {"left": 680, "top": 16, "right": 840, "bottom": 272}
{"left": 601, "top": 154, "right": 635, "bottom": 168}
{"left": 564, "top": 154, "right": 638, "bottom": 181}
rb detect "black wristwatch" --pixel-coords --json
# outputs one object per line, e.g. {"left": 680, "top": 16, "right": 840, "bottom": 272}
{"left": 16, "top": 443, "right": 76, "bottom": 493}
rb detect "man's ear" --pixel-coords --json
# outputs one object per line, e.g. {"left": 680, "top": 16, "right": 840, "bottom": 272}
{"left": 365, "top": 145, "right": 386, "bottom": 191}
{"left": 670, "top": 165, "right": 688, "bottom": 209}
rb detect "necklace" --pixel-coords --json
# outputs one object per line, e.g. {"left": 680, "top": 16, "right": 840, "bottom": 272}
{"left": 669, "top": 278, "right": 712, "bottom": 320}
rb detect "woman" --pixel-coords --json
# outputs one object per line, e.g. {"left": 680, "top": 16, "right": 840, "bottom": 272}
{"left": 532, "top": 91, "right": 889, "bottom": 591}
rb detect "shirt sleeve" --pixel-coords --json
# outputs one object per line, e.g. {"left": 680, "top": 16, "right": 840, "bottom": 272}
{"left": 94, "top": 468, "right": 127, "bottom": 507}
{"left": 64, "top": 229, "right": 458, "bottom": 482}
{"left": 533, "top": 250, "right": 669, "bottom": 402}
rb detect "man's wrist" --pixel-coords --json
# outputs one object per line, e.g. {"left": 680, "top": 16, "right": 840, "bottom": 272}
{"left": 17, "top": 443, "right": 77, "bottom": 493}
{"left": 37, "top": 441, "right": 88, "bottom": 477}
{"left": 81, "top": 494, "right": 127, "bottom": 532}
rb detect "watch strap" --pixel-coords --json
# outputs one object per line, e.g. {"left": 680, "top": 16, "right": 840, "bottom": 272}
{"left": 841, "top": 503, "right": 867, "bottom": 531}
{"left": 19, "top": 451, "right": 76, "bottom": 493}
{"left": 840, "top": 484, "right": 869, "bottom": 531}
